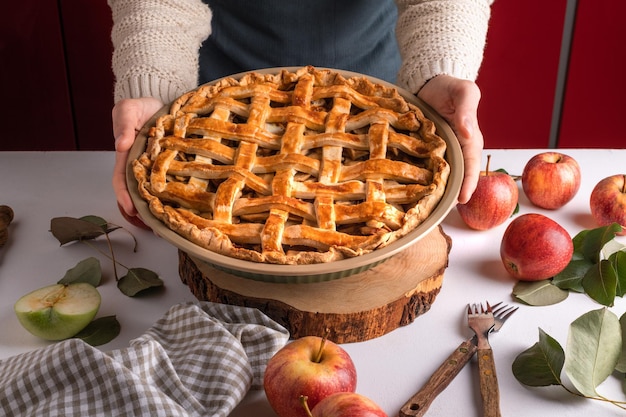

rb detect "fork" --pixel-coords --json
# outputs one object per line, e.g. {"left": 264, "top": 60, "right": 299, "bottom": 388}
{"left": 491, "top": 302, "right": 518, "bottom": 333}
{"left": 399, "top": 303, "right": 516, "bottom": 417}
{"left": 467, "top": 302, "right": 501, "bottom": 417}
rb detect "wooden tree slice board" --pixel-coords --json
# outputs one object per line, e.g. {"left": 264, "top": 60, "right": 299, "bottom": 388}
{"left": 179, "top": 226, "right": 451, "bottom": 343}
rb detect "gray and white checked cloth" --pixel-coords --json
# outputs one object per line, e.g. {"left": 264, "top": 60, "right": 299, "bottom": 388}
{"left": 0, "top": 301, "right": 290, "bottom": 416}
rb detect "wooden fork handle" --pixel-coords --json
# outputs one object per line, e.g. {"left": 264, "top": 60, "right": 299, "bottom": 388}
{"left": 477, "top": 348, "right": 502, "bottom": 417}
{"left": 399, "top": 338, "right": 478, "bottom": 417}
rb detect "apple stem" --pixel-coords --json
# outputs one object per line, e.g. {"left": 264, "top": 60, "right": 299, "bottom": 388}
{"left": 485, "top": 154, "right": 492, "bottom": 176}
{"left": 313, "top": 328, "right": 330, "bottom": 363}
{"left": 622, "top": 175, "right": 626, "bottom": 193}
{"left": 300, "top": 395, "right": 314, "bottom": 417}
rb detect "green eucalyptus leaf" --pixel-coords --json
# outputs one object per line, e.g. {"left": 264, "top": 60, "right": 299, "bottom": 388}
{"left": 512, "top": 328, "right": 564, "bottom": 386}
{"left": 616, "top": 312, "right": 626, "bottom": 373}
{"left": 564, "top": 308, "right": 622, "bottom": 397}
{"left": 582, "top": 260, "right": 618, "bottom": 306}
{"left": 57, "top": 257, "right": 102, "bottom": 287}
{"left": 571, "top": 229, "right": 589, "bottom": 259}
{"left": 610, "top": 251, "right": 626, "bottom": 297}
{"left": 74, "top": 316, "right": 121, "bottom": 346}
{"left": 79, "top": 215, "right": 120, "bottom": 234}
{"left": 510, "top": 202, "right": 519, "bottom": 217}
{"left": 552, "top": 259, "right": 594, "bottom": 292}
{"left": 50, "top": 217, "right": 106, "bottom": 245}
{"left": 117, "top": 268, "right": 164, "bottom": 297}
{"left": 513, "top": 280, "right": 568, "bottom": 306}
{"left": 78, "top": 215, "right": 108, "bottom": 230}
{"left": 580, "top": 224, "right": 622, "bottom": 263}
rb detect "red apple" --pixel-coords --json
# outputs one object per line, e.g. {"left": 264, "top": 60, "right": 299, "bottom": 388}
{"left": 521, "top": 152, "right": 581, "bottom": 209}
{"left": 301, "top": 393, "right": 388, "bottom": 417}
{"left": 500, "top": 213, "right": 573, "bottom": 281}
{"left": 457, "top": 155, "right": 518, "bottom": 230}
{"left": 590, "top": 174, "right": 626, "bottom": 236}
{"left": 264, "top": 335, "right": 357, "bottom": 417}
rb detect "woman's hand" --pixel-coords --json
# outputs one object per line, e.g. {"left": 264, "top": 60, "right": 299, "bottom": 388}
{"left": 417, "top": 75, "right": 484, "bottom": 204}
{"left": 111, "top": 97, "right": 164, "bottom": 217}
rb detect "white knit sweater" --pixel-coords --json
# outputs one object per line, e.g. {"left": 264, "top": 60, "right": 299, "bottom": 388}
{"left": 108, "top": 0, "right": 494, "bottom": 103}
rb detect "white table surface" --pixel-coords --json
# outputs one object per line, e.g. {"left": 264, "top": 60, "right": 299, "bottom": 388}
{"left": 1, "top": 149, "right": 625, "bottom": 416}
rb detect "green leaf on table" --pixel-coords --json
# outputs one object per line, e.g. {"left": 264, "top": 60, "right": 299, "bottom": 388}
{"left": 74, "top": 316, "right": 121, "bottom": 346}
{"left": 79, "top": 215, "right": 121, "bottom": 234}
{"left": 571, "top": 229, "right": 588, "bottom": 260}
{"left": 615, "top": 312, "right": 626, "bottom": 373}
{"left": 512, "top": 328, "right": 564, "bottom": 386}
{"left": 552, "top": 259, "right": 595, "bottom": 292}
{"left": 50, "top": 217, "right": 107, "bottom": 245}
{"left": 564, "top": 307, "right": 622, "bottom": 397}
{"left": 610, "top": 251, "right": 626, "bottom": 297}
{"left": 57, "top": 257, "right": 102, "bottom": 287}
{"left": 582, "top": 260, "right": 618, "bottom": 306}
{"left": 513, "top": 280, "right": 569, "bottom": 306}
{"left": 579, "top": 223, "right": 623, "bottom": 263}
{"left": 117, "top": 267, "right": 163, "bottom": 297}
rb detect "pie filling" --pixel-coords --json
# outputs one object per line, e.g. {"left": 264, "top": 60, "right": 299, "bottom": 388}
{"left": 133, "top": 66, "right": 450, "bottom": 265}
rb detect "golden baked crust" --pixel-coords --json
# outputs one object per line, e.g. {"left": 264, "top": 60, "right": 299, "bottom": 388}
{"left": 133, "top": 66, "right": 450, "bottom": 264}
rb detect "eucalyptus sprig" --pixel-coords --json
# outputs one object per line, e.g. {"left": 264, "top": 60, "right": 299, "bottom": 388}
{"left": 513, "top": 308, "right": 626, "bottom": 410}
{"left": 50, "top": 215, "right": 164, "bottom": 297}
{"left": 513, "top": 223, "right": 626, "bottom": 306}
{"left": 54, "top": 257, "right": 120, "bottom": 346}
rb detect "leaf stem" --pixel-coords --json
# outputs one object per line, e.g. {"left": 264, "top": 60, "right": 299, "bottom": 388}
{"left": 108, "top": 222, "right": 139, "bottom": 252}
{"left": 104, "top": 232, "right": 119, "bottom": 280}
{"left": 560, "top": 384, "right": 626, "bottom": 409}
{"left": 80, "top": 239, "right": 130, "bottom": 279}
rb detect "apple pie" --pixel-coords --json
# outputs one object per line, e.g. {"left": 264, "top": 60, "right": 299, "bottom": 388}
{"left": 132, "top": 66, "right": 450, "bottom": 265}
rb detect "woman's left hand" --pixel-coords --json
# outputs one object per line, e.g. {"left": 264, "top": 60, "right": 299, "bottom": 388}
{"left": 417, "top": 74, "right": 484, "bottom": 204}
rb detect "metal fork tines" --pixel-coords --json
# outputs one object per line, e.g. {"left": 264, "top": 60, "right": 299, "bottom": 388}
{"left": 491, "top": 302, "right": 519, "bottom": 333}
{"left": 467, "top": 302, "right": 495, "bottom": 348}
{"left": 468, "top": 302, "right": 501, "bottom": 417}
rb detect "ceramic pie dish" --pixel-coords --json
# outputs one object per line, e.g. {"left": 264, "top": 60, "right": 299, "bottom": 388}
{"left": 126, "top": 67, "right": 463, "bottom": 283}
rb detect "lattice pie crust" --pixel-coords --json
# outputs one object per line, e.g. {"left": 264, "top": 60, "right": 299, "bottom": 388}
{"left": 133, "top": 66, "right": 450, "bottom": 265}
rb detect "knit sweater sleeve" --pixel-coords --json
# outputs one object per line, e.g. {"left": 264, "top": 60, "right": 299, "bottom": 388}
{"left": 394, "top": 0, "right": 494, "bottom": 94}
{"left": 108, "top": 0, "right": 212, "bottom": 103}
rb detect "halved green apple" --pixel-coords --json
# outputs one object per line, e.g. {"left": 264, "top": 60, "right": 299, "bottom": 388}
{"left": 14, "top": 283, "right": 101, "bottom": 341}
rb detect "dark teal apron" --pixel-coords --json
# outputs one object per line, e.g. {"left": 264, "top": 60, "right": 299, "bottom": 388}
{"left": 199, "top": 0, "right": 401, "bottom": 84}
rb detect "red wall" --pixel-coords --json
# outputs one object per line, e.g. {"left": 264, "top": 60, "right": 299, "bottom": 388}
{"left": 477, "top": 0, "right": 568, "bottom": 149}
{"left": 557, "top": 0, "right": 626, "bottom": 148}
{"left": 1, "top": 1, "right": 623, "bottom": 151}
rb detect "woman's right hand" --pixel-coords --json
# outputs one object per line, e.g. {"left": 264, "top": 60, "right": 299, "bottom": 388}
{"left": 111, "top": 97, "right": 164, "bottom": 218}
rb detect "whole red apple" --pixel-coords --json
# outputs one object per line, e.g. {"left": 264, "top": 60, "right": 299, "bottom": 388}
{"left": 522, "top": 152, "right": 581, "bottom": 209}
{"left": 500, "top": 213, "right": 573, "bottom": 281}
{"left": 302, "top": 392, "right": 388, "bottom": 417}
{"left": 590, "top": 174, "right": 626, "bottom": 235}
{"left": 264, "top": 335, "right": 357, "bottom": 417}
{"left": 457, "top": 155, "right": 518, "bottom": 230}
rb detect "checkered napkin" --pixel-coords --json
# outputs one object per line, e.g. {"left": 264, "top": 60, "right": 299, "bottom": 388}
{"left": 0, "top": 302, "right": 289, "bottom": 416}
